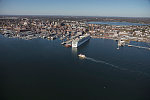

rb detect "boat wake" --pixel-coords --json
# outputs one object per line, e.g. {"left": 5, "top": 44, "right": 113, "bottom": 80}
{"left": 85, "top": 57, "right": 126, "bottom": 70}
{"left": 85, "top": 57, "right": 150, "bottom": 77}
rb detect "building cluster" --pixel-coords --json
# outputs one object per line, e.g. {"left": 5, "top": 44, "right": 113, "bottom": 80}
{"left": 0, "top": 16, "right": 150, "bottom": 43}
{"left": 0, "top": 17, "right": 87, "bottom": 40}
{"left": 89, "top": 24, "right": 150, "bottom": 43}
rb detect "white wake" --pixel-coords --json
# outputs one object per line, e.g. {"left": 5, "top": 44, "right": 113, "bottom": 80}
{"left": 85, "top": 57, "right": 150, "bottom": 77}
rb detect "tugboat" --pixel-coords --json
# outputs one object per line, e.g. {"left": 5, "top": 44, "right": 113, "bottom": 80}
{"left": 65, "top": 44, "right": 72, "bottom": 48}
{"left": 61, "top": 42, "right": 66, "bottom": 45}
{"left": 78, "top": 54, "right": 86, "bottom": 59}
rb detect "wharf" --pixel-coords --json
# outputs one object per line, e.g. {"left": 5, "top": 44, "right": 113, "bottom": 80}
{"left": 62, "top": 39, "right": 73, "bottom": 45}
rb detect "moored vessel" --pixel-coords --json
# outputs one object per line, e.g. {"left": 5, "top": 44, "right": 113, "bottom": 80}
{"left": 72, "top": 34, "right": 90, "bottom": 48}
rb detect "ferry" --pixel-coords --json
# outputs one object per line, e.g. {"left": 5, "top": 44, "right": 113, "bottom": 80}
{"left": 72, "top": 34, "right": 90, "bottom": 48}
{"left": 78, "top": 54, "right": 86, "bottom": 59}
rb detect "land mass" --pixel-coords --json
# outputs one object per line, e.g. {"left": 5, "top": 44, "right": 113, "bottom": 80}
{"left": 0, "top": 16, "right": 150, "bottom": 43}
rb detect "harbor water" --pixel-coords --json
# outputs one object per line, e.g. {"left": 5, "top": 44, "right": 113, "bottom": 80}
{"left": 0, "top": 34, "right": 150, "bottom": 100}
{"left": 88, "top": 21, "right": 150, "bottom": 26}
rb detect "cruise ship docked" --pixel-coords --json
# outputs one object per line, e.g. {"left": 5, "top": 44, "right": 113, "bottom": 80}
{"left": 72, "top": 34, "right": 90, "bottom": 47}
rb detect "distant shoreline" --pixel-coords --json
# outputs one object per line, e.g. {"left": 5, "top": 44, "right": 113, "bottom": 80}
{"left": 0, "top": 15, "right": 150, "bottom": 18}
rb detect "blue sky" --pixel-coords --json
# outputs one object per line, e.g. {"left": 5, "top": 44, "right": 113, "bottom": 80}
{"left": 0, "top": 0, "right": 150, "bottom": 17}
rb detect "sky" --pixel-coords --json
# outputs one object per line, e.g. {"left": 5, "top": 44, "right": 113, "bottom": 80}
{"left": 0, "top": 0, "right": 150, "bottom": 17}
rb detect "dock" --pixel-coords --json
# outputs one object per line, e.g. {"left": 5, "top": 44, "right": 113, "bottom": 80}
{"left": 61, "top": 34, "right": 80, "bottom": 45}
{"left": 65, "top": 39, "right": 73, "bottom": 44}
{"left": 61, "top": 39, "right": 73, "bottom": 45}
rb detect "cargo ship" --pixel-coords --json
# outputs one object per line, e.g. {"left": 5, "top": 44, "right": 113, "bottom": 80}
{"left": 72, "top": 34, "right": 90, "bottom": 48}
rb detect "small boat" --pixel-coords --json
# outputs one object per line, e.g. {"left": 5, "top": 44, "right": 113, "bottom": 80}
{"left": 128, "top": 45, "right": 133, "bottom": 47}
{"left": 65, "top": 44, "right": 72, "bottom": 48}
{"left": 78, "top": 54, "right": 86, "bottom": 59}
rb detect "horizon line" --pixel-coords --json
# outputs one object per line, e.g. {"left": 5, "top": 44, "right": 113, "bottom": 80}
{"left": 0, "top": 14, "right": 150, "bottom": 18}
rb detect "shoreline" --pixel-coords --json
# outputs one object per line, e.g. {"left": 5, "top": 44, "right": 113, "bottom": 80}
{"left": 91, "top": 36, "right": 150, "bottom": 44}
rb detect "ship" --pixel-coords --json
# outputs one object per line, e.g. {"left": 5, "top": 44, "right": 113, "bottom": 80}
{"left": 78, "top": 54, "right": 86, "bottom": 59}
{"left": 72, "top": 34, "right": 90, "bottom": 48}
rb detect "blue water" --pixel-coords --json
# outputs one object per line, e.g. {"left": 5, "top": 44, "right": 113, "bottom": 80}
{"left": 88, "top": 21, "right": 149, "bottom": 26}
{"left": 0, "top": 34, "right": 150, "bottom": 100}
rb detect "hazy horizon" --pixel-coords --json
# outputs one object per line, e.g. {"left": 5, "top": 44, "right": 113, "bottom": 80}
{"left": 0, "top": 0, "right": 150, "bottom": 17}
{"left": 0, "top": 15, "right": 150, "bottom": 18}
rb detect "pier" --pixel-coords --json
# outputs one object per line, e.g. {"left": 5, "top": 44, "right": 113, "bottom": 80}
{"left": 64, "top": 39, "right": 73, "bottom": 44}
{"left": 61, "top": 35, "right": 80, "bottom": 45}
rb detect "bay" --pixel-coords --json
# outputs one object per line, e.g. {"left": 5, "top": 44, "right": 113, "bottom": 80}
{"left": 88, "top": 21, "right": 149, "bottom": 26}
{"left": 0, "top": 34, "right": 150, "bottom": 100}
